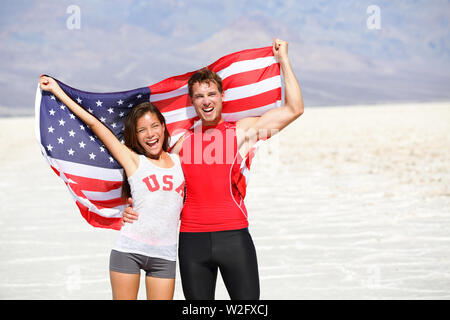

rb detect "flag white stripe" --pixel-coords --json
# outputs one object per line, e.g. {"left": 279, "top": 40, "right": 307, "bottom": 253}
{"left": 150, "top": 84, "right": 188, "bottom": 103}
{"left": 83, "top": 187, "right": 122, "bottom": 201}
{"left": 224, "top": 75, "right": 281, "bottom": 102}
{"left": 74, "top": 193, "right": 125, "bottom": 218}
{"left": 216, "top": 56, "right": 277, "bottom": 80}
{"left": 162, "top": 106, "right": 197, "bottom": 124}
{"left": 35, "top": 85, "right": 43, "bottom": 145}
{"left": 240, "top": 165, "right": 250, "bottom": 182}
{"left": 222, "top": 100, "right": 282, "bottom": 122}
{"left": 46, "top": 156, "right": 123, "bottom": 181}
{"left": 150, "top": 56, "right": 278, "bottom": 103}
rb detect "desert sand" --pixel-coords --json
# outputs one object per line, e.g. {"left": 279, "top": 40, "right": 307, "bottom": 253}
{"left": 0, "top": 101, "right": 449, "bottom": 299}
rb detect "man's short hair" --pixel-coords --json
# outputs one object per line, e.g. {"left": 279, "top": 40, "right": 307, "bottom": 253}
{"left": 188, "top": 68, "right": 223, "bottom": 97}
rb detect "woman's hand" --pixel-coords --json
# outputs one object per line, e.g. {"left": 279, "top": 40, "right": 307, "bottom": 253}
{"left": 39, "top": 75, "right": 61, "bottom": 93}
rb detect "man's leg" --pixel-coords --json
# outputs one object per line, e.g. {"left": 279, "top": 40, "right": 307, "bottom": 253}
{"left": 178, "top": 232, "right": 218, "bottom": 299}
{"left": 213, "top": 228, "right": 260, "bottom": 300}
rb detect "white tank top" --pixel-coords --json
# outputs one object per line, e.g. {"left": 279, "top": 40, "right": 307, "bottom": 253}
{"left": 112, "top": 153, "right": 185, "bottom": 261}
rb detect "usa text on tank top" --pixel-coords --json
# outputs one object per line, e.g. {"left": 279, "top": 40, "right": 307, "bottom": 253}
{"left": 179, "top": 121, "right": 248, "bottom": 232}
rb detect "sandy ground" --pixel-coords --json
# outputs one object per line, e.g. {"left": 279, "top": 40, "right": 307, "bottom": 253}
{"left": 0, "top": 102, "right": 449, "bottom": 300}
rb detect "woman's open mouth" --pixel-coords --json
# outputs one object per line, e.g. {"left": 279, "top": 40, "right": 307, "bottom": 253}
{"left": 146, "top": 138, "right": 159, "bottom": 148}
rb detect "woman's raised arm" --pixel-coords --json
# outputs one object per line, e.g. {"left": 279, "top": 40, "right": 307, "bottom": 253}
{"left": 39, "top": 75, "right": 139, "bottom": 177}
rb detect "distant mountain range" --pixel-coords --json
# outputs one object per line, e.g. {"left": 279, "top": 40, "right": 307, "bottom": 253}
{"left": 1, "top": 0, "right": 449, "bottom": 116}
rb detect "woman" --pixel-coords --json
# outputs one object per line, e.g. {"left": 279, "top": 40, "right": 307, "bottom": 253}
{"left": 39, "top": 75, "right": 185, "bottom": 300}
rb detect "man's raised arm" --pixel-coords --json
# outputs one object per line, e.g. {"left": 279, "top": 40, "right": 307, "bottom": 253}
{"left": 237, "top": 38, "right": 304, "bottom": 139}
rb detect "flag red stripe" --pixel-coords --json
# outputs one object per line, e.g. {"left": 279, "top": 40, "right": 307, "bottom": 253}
{"left": 148, "top": 71, "right": 195, "bottom": 95}
{"left": 208, "top": 46, "right": 274, "bottom": 73}
{"left": 50, "top": 165, "right": 122, "bottom": 193}
{"left": 50, "top": 165, "right": 60, "bottom": 176}
{"left": 222, "top": 87, "right": 281, "bottom": 113}
{"left": 152, "top": 93, "right": 191, "bottom": 113}
{"left": 90, "top": 197, "right": 125, "bottom": 209}
{"left": 66, "top": 180, "right": 124, "bottom": 211}
{"left": 166, "top": 117, "right": 199, "bottom": 135}
{"left": 64, "top": 172, "right": 123, "bottom": 192}
{"left": 222, "top": 63, "right": 280, "bottom": 90}
{"left": 76, "top": 201, "right": 122, "bottom": 230}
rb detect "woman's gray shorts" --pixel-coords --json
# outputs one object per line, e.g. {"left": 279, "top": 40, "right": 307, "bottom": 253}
{"left": 109, "top": 250, "right": 176, "bottom": 279}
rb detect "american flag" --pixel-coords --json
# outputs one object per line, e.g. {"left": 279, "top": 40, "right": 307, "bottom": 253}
{"left": 35, "top": 46, "right": 282, "bottom": 230}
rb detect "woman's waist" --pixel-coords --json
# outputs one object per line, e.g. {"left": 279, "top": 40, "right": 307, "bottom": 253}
{"left": 117, "top": 225, "right": 178, "bottom": 245}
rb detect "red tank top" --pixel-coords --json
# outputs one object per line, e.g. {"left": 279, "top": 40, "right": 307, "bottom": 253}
{"left": 179, "top": 121, "right": 248, "bottom": 232}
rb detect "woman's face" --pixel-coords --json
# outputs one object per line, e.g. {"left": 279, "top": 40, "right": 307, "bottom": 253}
{"left": 136, "top": 112, "right": 165, "bottom": 158}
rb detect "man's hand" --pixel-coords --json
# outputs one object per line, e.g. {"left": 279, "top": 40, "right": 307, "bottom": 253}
{"left": 122, "top": 197, "right": 139, "bottom": 225}
{"left": 272, "top": 38, "right": 288, "bottom": 64}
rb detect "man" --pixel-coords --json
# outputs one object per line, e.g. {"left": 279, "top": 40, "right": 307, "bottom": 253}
{"left": 122, "top": 38, "right": 303, "bottom": 299}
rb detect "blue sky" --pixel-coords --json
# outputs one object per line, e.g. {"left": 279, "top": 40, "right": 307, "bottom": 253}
{"left": 0, "top": 0, "right": 449, "bottom": 115}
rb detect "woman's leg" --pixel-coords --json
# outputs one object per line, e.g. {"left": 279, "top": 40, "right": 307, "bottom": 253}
{"left": 109, "top": 271, "right": 140, "bottom": 300}
{"left": 145, "top": 276, "right": 175, "bottom": 300}
{"left": 109, "top": 250, "right": 142, "bottom": 300}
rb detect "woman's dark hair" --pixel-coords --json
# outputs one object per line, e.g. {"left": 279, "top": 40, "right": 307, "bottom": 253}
{"left": 121, "top": 102, "right": 170, "bottom": 200}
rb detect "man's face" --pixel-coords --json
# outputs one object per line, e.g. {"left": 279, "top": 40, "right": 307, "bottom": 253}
{"left": 190, "top": 81, "right": 224, "bottom": 126}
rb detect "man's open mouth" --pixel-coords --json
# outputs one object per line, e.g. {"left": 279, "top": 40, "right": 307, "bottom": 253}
{"left": 202, "top": 106, "right": 214, "bottom": 114}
